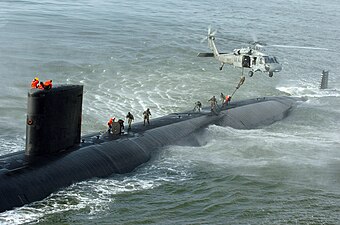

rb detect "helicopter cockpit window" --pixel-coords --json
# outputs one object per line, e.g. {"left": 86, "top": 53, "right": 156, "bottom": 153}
{"left": 264, "top": 56, "right": 276, "bottom": 63}
{"left": 263, "top": 56, "right": 269, "bottom": 63}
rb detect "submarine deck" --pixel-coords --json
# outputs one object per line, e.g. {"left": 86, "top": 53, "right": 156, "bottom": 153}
{"left": 0, "top": 96, "right": 300, "bottom": 175}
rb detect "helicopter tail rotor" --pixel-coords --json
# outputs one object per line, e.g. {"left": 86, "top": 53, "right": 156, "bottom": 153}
{"left": 208, "top": 27, "right": 217, "bottom": 37}
{"left": 201, "top": 26, "right": 217, "bottom": 43}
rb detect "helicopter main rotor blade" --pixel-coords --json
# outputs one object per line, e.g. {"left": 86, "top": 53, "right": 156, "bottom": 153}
{"left": 270, "top": 44, "right": 329, "bottom": 51}
{"left": 207, "top": 26, "right": 217, "bottom": 37}
{"left": 251, "top": 33, "right": 258, "bottom": 43}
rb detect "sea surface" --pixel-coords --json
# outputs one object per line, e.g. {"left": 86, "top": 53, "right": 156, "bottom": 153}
{"left": 0, "top": 0, "right": 340, "bottom": 224}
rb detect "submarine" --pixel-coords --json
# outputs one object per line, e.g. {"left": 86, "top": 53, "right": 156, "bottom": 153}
{"left": 0, "top": 84, "right": 303, "bottom": 213}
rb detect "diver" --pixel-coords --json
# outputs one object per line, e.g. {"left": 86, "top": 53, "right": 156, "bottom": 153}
{"left": 194, "top": 101, "right": 202, "bottom": 112}
{"left": 126, "top": 112, "right": 134, "bottom": 130}
{"left": 143, "top": 108, "right": 151, "bottom": 126}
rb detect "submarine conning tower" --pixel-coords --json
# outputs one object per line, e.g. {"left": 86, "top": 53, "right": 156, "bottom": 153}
{"left": 25, "top": 85, "right": 83, "bottom": 157}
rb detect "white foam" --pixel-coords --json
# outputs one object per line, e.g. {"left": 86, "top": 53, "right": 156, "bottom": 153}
{"left": 0, "top": 136, "right": 25, "bottom": 156}
{"left": 172, "top": 124, "right": 340, "bottom": 169}
{"left": 277, "top": 85, "right": 339, "bottom": 98}
{"left": 0, "top": 150, "right": 194, "bottom": 224}
{"left": 0, "top": 176, "right": 160, "bottom": 224}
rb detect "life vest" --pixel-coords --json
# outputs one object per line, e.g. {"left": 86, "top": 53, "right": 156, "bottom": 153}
{"left": 31, "top": 79, "right": 39, "bottom": 88}
{"left": 225, "top": 95, "right": 230, "bottom": 102}
{"left": 108, "top": 117, "right": 115, "bottom": 126}
{"left": 37, "top": 82, "right": 44, "bottom": 89}
{"left": 43, "top": 80, "right": 52, "bottom": 90}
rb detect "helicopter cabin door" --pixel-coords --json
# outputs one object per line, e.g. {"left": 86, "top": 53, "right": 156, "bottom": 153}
{"left": 242, "top": 55, "right": 251, "bottom": 68}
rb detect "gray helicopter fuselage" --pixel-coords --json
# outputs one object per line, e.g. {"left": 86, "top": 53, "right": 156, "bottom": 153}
{"left": 198, "top": 30, "right": 282, "bottom": 77}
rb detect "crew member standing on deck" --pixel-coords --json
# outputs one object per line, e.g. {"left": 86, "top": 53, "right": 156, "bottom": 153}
{"left": 194, "top": 101, "right": 202, "bottom": 112}
{"left": 143, "top": 108, "right": 151, "bottom": 126}
{"left": 208, "top": 96, "right": 217, "bottom": 112}
{"left": 107, "top": 117, "right": 115, "bottom": 133}
{"left": 43, "top": 80, "right": 53, "bottom": 90}
{"left": 31, "top": 77, "right": 39, "bottom": 88}
{"left": 126, "top": 112, "right": 134, "bottom": 130}
{"left": 118, "top": 119, "right": 124, "bottom": 134}
{"left": 220, "top": 93, "right": 225, "bottom": 105}
{"left": 33, "top": 79, "right": 53, "bottom": 90}
{"left": 37, "top": 82, "right": 45, "bottom": 89}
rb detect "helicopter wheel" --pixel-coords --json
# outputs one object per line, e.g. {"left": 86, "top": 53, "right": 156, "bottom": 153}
{"left": 248, "top": 71, "right": 254, "bottom": 77}
{"left": 269, "top": 72, "right": 273, "bottom": 77}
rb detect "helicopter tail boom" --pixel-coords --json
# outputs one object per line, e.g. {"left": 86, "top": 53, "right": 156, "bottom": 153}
{"left": 197, "top": 52, "right": 229, "bottom": 57}
{"left": 197, "top": 53, "right": 215, "bottom": 57}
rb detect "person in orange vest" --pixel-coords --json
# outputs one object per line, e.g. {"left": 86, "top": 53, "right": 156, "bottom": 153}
{"left": 225, "top": 95, "right": 231, "bottom": 106}
{"left": 43, "top": 80, "right": 52, "bottom": 90}
{"left": 37, "top": 81, "right": 45, "bottom": 89}
{"left": 107, "top": 117, "right": 115, "bottom": 133}
{"left": 31, "top": 77, "right": 39, "bottom": 88}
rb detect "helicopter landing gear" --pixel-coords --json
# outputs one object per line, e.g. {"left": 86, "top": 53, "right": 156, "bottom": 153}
{"left": 248, "top": 71, "right": 254, "bottom": 77}
{"left": 219, "top": 63, "right": 224, "bottom": 71}
{"left": 269, "top": 72, "right": 273, "bottom": 77}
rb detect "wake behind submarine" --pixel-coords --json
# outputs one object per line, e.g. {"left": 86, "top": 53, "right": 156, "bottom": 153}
{"left": 0, "top": 85, "right": 303, "bottom": 212}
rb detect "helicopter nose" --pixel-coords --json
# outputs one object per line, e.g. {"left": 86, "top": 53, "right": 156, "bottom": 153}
{"left": 268, "top": 64, "right": 282, "bottom": 73}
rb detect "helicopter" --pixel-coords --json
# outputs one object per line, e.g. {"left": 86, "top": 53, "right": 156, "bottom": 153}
{"left": 198, "top": 28, "right": 329, "bottom": 78}
{"left": 198, "top": 27, "right": 282, "bottom": 77}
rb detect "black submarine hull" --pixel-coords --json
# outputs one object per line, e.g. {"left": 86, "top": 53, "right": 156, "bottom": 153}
{"left": 0, "top": 93, "right": 301, "bottom": 212}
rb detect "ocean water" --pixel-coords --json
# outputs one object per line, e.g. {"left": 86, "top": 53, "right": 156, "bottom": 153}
{"left": 0, "top": 0, "right": 340, "bottom": 224}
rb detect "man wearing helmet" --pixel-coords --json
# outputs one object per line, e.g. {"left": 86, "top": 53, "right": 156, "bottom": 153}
{"left": 31, "top": 77, "right": 39, "bottom": 88}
